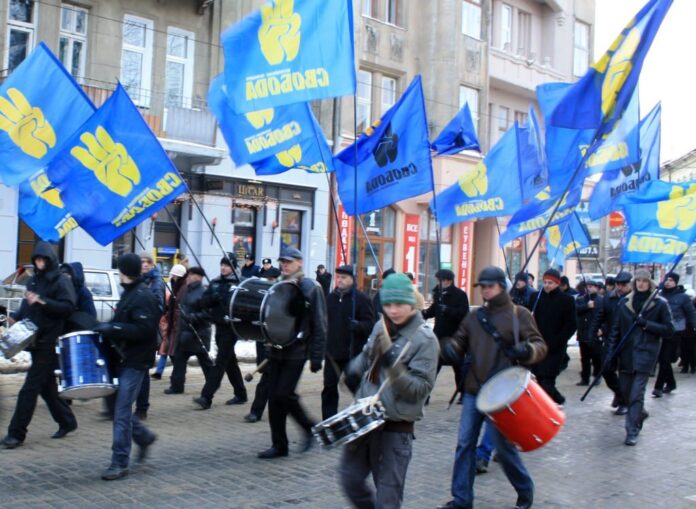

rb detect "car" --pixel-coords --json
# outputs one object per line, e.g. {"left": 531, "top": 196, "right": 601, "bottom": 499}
{"left": 0, "top": 266, "right": 122, "bottom": 323}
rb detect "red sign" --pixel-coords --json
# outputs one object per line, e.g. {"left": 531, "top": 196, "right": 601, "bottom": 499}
{"left": 335, "top": 203, "right": 353, "bottom": 268}
{"left": 402, "top": 214, "right": 421, "bottom": 282}
{"left": 458, "top": 222, "right": 474, "bottom": 292}
{"left": 609, "top": 211, "right": 624, "bottom": 228}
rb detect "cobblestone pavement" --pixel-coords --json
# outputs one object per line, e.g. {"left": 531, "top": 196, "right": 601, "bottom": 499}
{"left": 2, "top": 345, "right": 696, "bottom": 509}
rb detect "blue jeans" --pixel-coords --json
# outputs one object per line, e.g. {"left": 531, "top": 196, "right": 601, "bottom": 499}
{"left": 155, "top": 354, "right": 167, "bottom": 375}
{"left": 112, "top": 368, "right": 155, "bottom": 468}
{"left": 451, "top": 394, "right": 534, "bottom": 507}
{"left": 475, "top": 420, "right": 495, "bottom": 462}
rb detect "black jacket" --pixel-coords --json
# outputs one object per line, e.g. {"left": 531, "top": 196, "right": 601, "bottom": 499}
{"left": 608, "top": 290, "right": 674, "bottom": 373}
{"left": 201, "top": 273, "right": 237, "bottom": 326}
{"left": 422, "top": 284, "right": 470, "bottom": 339}
{"left": 12, "top": 242, "right": 76, "bottom": 352}
{"left": 510, "top": 285, "right": 535, "bottom": 309}
{"left": 326, "top": 287, "right": 375, "bottom": 361}
{"left": 177, "top": 281, "right": 211, "bottom": 353}
{"left": 530, "top": 288, "right": 576, "bottom": 377}
{"left": 660, "top": 286, "right": 696, "bottom": 333}
{"left": 575, "top": 292, "right": 603, "bottom": 343}
{"left": 588, "top": 289, "right": 625, "bottom": 343}
{"left": 104, "top": 278, "right": 160, "bottom": 370}
{"left": 271, "top": 273, "right": 327, "bottom": 364}
{"left": 242, "top": 264, "right": 260, "bottom": 279}
{"left": 316, "top": 270, "right": 332, "bottom": 296}
{"left": 142, "top": 267, "right": 166, "bottom": 314}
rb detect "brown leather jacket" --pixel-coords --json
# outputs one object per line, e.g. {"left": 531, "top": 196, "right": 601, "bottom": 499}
{"left": 451, "top": 290, "right": 546, "bottom": 395}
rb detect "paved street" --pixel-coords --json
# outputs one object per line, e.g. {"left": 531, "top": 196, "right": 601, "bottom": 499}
{"left": 2, "top": 345, "right": 696, "bottom": 509}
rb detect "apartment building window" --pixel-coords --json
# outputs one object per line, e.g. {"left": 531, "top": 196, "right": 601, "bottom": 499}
{"left": 500, "top": 4, "right": 512, "bottom": 49}
{"left": 514, "top": 110, "right": 528, "bottom": 126}
{"left": 498, "top": 106, "right": 510, "bottom": 132}
{"left": 165, "top": 27, "right": 195, "bottom": 108}
{"left": 121, "top": 15, "right": 153, "bottom": 107}
{"left": 574, "top": 21, "right": 590, "bottom": 77}
{"left": 386, "top": 0, "right": 402, "bottom": 26}
{"left": 59, "top": 4, "right": 87, "bottom": 79}
{"left": 461, "top": 0, "right": 481, "bottom": 39}
{"left": 362, "top": 0, "right": 375, "bottom": 17}
{"left": 459, "top": 85, "right": 479, "bottom": 131}
{"left": 517, "top": 11, "right": 532, "bottom": 58}
{"left": 7, "top": 0, "right": 36, "bottom": 72}
{"left": 381, "top": 76, "right": 396, "bottom": 114}
{"left": 357, "top": 69, "right": 373, "bottom": 132}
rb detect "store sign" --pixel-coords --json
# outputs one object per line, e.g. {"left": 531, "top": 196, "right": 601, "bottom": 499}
{"left": 236, "top": 183, "right": 265, "bottom": 198}
{"left": 402, "top": 214, "right": 421, "bottom": 282}
{"left": 458, "top": 221, "right": 474, "bottom": 292}
{"left": 335, "top": 202, "right": 353, "bottom": 267}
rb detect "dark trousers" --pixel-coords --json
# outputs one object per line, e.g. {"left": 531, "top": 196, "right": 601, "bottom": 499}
{"left": 267, "top": 357, "right": 314, "bottom": 451}
{"left": 135, "top": 374, "right": 150, "bottom": 413}
{"left": 321, "top": 356, "right": 348, "bottom": 420}
{"left": 655, "top": 339, "right": 678, "bottom": 390}
{"left": 619, "top": 371, "right": 650, "bottom": 437}
{"left": 8, "top": 350, "right": 77, "bottom": 442}
{"left": 601, "top": 343, "right": 625, "bottom": 406}
{"left": 250, "top": 342, "right": 270, "bottom": 418}
{"left": 680, "top": 335, "right": 696, "bottom": 370}
{"left": 579, "top": 342, "right": 602, "bottom": 382}
{"left": 170, "top": 350, "right": 214, "bottom": 393}
{"left": 200, "top": 329, "right": 247, "bottom": 403}
{"left": 339, "top": 430, "right": 414, "bottom": 509}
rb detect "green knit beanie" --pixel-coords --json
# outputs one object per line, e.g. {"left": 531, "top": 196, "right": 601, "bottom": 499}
{"left": 380, "top": 273, "right": 416, "bottom": 306}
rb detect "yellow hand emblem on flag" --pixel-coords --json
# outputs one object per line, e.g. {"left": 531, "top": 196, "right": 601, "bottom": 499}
{"left": 245, "top": 108, "right": 275, "bottom": 129}
{"left": 70, "top": 126, "right": 141, "bottom": 197}
{"left": 30, "top": 172, "right": 63, "bottom": 208}
{"left": 0, "top": 88, "right": 56, "bottom": 159}
{"left": 258, "top": 0, "right": 302, "bottom": 65}
{"left": 458, "top": 162, "right": 488, "bottom": 198}
{"left": 657, "top": 184, "right": 696, "bottom": 231}
{"left": 548, "top": 225, "right": 561, "bottom": 248}
{"left": 535, "top": 186, "right": 551, "bottom": 201}
{"left": 276, "top": 144, "right": 302, "bottom": 167}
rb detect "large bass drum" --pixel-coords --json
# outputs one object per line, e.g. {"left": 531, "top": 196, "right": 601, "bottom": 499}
{"left": 229, "top": 278, "right": 302, "bottom": 347}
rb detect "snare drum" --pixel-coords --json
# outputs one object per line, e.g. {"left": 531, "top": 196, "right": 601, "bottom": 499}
{"left": 56, "top": 331, "right": 117, "bottom": 400}
{"left": 0, "top": 319, "right": 38, "bottom": 359}
{"left": 229, "top": 278, "right": 302, "bottom": 347}
{"left": 312, "top": 398, "right": 386, "bottom": 448}
{"left": 476, "top": 366, "right": 565, "bottom": 452}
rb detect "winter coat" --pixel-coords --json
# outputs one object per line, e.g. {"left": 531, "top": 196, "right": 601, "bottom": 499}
{"left": 530, "top": 287, "right": 576, "bottom": 378}
{"left": 241, "top": 264, "right": 260, "bottom": 279}
{"left": 316, "top": 270, "right": 332, "bottom": 296}
{"left": 201, "top": 273, "right": 237, "bottom": 326}
{"left": 176, "top": 280, "right": 212, "bottom": 353}
{"left": 142, "top": 267, "right": 166, "bottom": 315}
{"left": 575, "top": 292, "right": 603, "bottom": 343}
{"left": 326, "top": 286, "right": 376, "bottom": 361}
{"left": 608, "top": 288, "right": 674, "bottom": 374}
{"left": 660, "top": 286, "right": 696, "bottom": 333}
{"left": 61, "top": 262, "right": 97, "bottom": 318}
{"left": 422, "top": 284, "right": 470, "bottom": 339}
{"left": 588, "top": 289, "right": 625, "bottom": 343}
{"left": 510, "top": 285, "right": 535, "bottom": 309}
{"left": 104, "top": 278, "right": 160, "bottom": 370}
{"left": 450, "top": 291, "right": 546, "bottom": 395}
{"left": 348, "top": 313, "right": 439, "bottom": 422}
{"left": 11, "top": 242, "right": 76, "bottom": 352}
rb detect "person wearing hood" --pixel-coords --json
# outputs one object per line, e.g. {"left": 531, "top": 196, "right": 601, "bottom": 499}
{"left": 655, "top": 272, "right": 696, "bottom": 393}
{"left": 60, "top": 262, "right": 96, "bottom": 318}
{"left": 2, "top": 242, "right": 78, "bottom": 449}
{"left": 607, "top": 269, "right": 674, "bottom": 446}
{"left": 509, "top": 272, "right": 535, "bottom": 309}
{"left": 315, "top": 264, "right": 332, "bottom": 296}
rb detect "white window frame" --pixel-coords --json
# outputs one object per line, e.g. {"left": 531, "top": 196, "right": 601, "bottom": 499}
{"left": 121, "top": 14, "right": 153, "bottom": 108}
{"left": 5, "top": 0, "right": 38, "bottom": 72}
{"left": 573, "top": 21, "right": 590, "bottom": 77}
{"left": 498, "top": 106, "right": 510, "bottom": 132}
{"left": 59, "top": 3, "right": 88, "bottom": 79}
{"left": 385, "top": 0, "right": 402, "bottom": 26}
{"left": 357, "top": 69, "right": 373, "bottom": 133}
{"left": 459, "top": 85, "right": 479, "bottom": 131}
{"left": 165, "top": 26, "right": 195, "bottom": 109}
{"left": 461, "top": 0, "right": 481, "bottom": 40}
{"left": 381, "top": 76, "right": 396, "bottom": 114}
{"left": 500, "top": 3, "right": 512, "bottom": 50}
{"left": 517, "top": 10, "right": 532, "bottom": 58}
{"left": 514, "top": 110, "right": 528, "bottom": 126}
{"left": 362, "top": 0, "right": 374, "bottom": 17}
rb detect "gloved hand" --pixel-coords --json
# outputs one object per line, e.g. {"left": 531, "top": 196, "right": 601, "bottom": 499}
{"left": 504, "top": 342, "right": 532, "bottom": 362}
{"left": 380, "top": 342, "right": 405, "bottom": 369}
{"left": 93, "top": 323, "right": 115, "bottom": 336}
{"left": 636, "top": 316, "right": 648, "bottom": 328}
{"left": 347, "top": 319, "right": 360, "bottom": 332}
{"left": 440, "top": 337, "right": 463, "bottom": 366}
{"left": 438, "top": 304, "right": 449, "bottom": 315}
{"left": 310, "top": 360, "right": 322, "bottom": 373}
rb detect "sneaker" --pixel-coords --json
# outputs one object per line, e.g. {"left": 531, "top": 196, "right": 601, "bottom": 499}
{"left": 475, "top": 458, "right": 489, "bottom": 474}
{"left": 1, "top": 435, "right": 23, "bottom": 449}
{"left": 624, "top": 435, "right": 638, "bottom": 446}
{"left": 614, "top": 405, "right": 628, "bottom": 416}
{"left": 51, "top": 423, "right": 77, "bottom": 439}
{"left": 101, "top": 465, "right": 128, "bottom": 480}
{"left": 193, "top": 397, "right": 212, "bottom": 410}
{"left": 225, "top": 396, "right": 248, "bottom": 405}
{"left": 244, "top": 413, "right": 261, "bottom": 423}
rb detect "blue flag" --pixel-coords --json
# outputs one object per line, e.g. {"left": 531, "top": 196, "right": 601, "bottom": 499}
{"left": 621, "top": 180, "right": 696, "bottom": 263}
{"left": 0, "top": 42, "right": 95, "bottom": 185}
{"left": 545, "top": 212, "right": 592, "bottom": 265}
{"left": 588, "top": 103, "right": 661, "bottom": 220}
{"left": 433, "top": 124, "right": 522, "bottom": 228}
{"left": 431, "top": 103, "right": 480, "bottom": 156}
{"left": 549, "top": 0, "right": 672, "bottom": 138}
{"left": 221, "top": 0, "right": 356, "bottom": 113}
{"left": 334, "top": 76, "right": 433, "bottom": 216}
{"left": 45, "top": 85, "right": 186, "bottom": 246}
{"left": 18, "top": 170, "right": 79, "bottom": 243}
{"left": 208, "top": 74, "right": 316, "bottom": 165}
{"left": 517, "top": 109, "right": 548, "bottom": 202}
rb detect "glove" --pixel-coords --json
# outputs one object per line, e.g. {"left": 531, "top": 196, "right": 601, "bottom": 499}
{"left": 636, "top": 316, "right": 648, "bottom": 328}
{"left": 310, "top": 360, "right": 322, "bottom": 373}
{"left": 440, "top": 337, "right": 463, "bottom": 366}
{"left": 438, "top": 304, "right": 449, "bottom": 315}
{"left": 347, "top": 319, "right": 360, "bottom": 332}
{"left": 93, "top": 323, "right": 115, "bottom": 336}
{"left": 504, "top": 342, "right": 532, "bottom": 362}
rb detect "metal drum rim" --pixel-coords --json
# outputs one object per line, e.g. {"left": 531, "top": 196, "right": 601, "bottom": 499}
{"left": 476, "top": 366, "right": 531, "bottom": 414}
{"left": 58, "top": 330, "right": 99, "bottom": 340}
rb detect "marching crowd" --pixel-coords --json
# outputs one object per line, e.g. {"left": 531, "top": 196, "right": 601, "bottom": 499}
{"left": 2, "top": 240, "right": 695, "bottom": 509}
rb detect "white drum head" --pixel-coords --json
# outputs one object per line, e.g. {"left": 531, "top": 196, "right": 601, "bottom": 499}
{"left": 476, "top": 367, "right": 531, "bottom": 414}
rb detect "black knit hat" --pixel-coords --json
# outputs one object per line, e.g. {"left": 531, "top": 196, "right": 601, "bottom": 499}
{"left": 220, "top": 253, "right": 237, "bottom": 267}
{"left": 435, "top": 269, "right": 455, "bottom": 281}
{"left": 666, "top": 272, "right": 680, "bottom": 284}
{"left": 118, "top": 253, "right": 142, "bottom": 278}
{"left": 187, "top": 266, "right": 206, "bottom": 278}
{"left": 514, "top": 271, "right": 528, "bottom": 283}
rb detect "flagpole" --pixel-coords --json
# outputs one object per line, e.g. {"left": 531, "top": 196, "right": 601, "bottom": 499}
{"left": 567, "top": 225, "right": 587, "bottom": 283}
{"left": 494, "top": 218, "right": 513, "bottom": 280}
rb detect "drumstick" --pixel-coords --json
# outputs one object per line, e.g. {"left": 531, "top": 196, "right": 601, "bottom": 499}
{"left": 244, "top": 358, "right": 269, "bottom": 382}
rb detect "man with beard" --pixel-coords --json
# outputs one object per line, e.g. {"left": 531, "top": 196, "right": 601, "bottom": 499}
{"left": 575, "top": 280, "right": 604, "bottom": 386}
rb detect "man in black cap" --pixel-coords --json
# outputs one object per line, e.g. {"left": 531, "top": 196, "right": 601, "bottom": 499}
{"left": 241, "top": 253, "right": 260, "bottom": 280}
{"left": 95, "top": 253, "right": 159, "bottom": 480}
{"left": 559, "top": 276, "right": 578, "bottom": 296}
{"left": 605, "top": 276, "right": 616, "bottom": 295}
{"left": 321, "top": 264, "right": 375, "bottom": 420}
{"left": 575, "top": 280, "right": 604, "bottom": 386}
{"left": 589, "top": 270, "right": 633, "bottom": 414}
{"left": 423, "top": 269, "right": 470, "bottom": 388}
{"left": 509, "top": 272, "right": 534, "bottom": 309}
{"left": 194, "top": 254, "right": 247, "bottom": 409}
{"left": 315, "top": 264, "right": 332, "bottom": 297}
{"left": 258, "top": 257, "right": 275, "bottom": 279}
{"left": 258, "top": 247, "right": 327, "bottom": 459}
{"left": 530, "top": 268, "right": 576, "bottom": 405}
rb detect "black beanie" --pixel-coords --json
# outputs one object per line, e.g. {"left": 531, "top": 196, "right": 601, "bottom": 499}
{"left": 220, "top": 252, "right": 237, "bottom": 267}
{"left": 118, "top": 253, "right": 142, "bottom": 278}
{"left": 666, "top": 272, "right": 680, "bottom": 284}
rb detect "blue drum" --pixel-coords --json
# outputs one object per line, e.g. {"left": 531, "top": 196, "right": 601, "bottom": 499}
{"left": 56, "top": 331, "right": 117, "bottom": 400}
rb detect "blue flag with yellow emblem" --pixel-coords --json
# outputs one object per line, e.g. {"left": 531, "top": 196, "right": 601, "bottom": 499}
{"left": 335, "top": 75, "right": 433, "bottom": 215}
{"left": 431, "top": 103, "right": 480, "bottom": 156}
{"left": 45, "top": 85, "right": 186, "bottom": 246}
{"left": 433, "top": 124, "right": 522, "bottom": 228}
{"left": 517, "top": 108, "right": 548, "bottom": 202}
{"left": 545, "top": 212, "right": 592, "bottom": 265}
{"left": 620, "top": 179, "right": 696, "bottom": 263}
{"left": 0, "top": 42, "right": 95, "bottom": 185}
{"left": 18, "top": 170, "right": 79, "bottom": 243}
{"left": 221, "top": 0, "right": 356, "bottom": 113}
{"left": 208, "top": 74, "right": 316, "bottom": 165}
